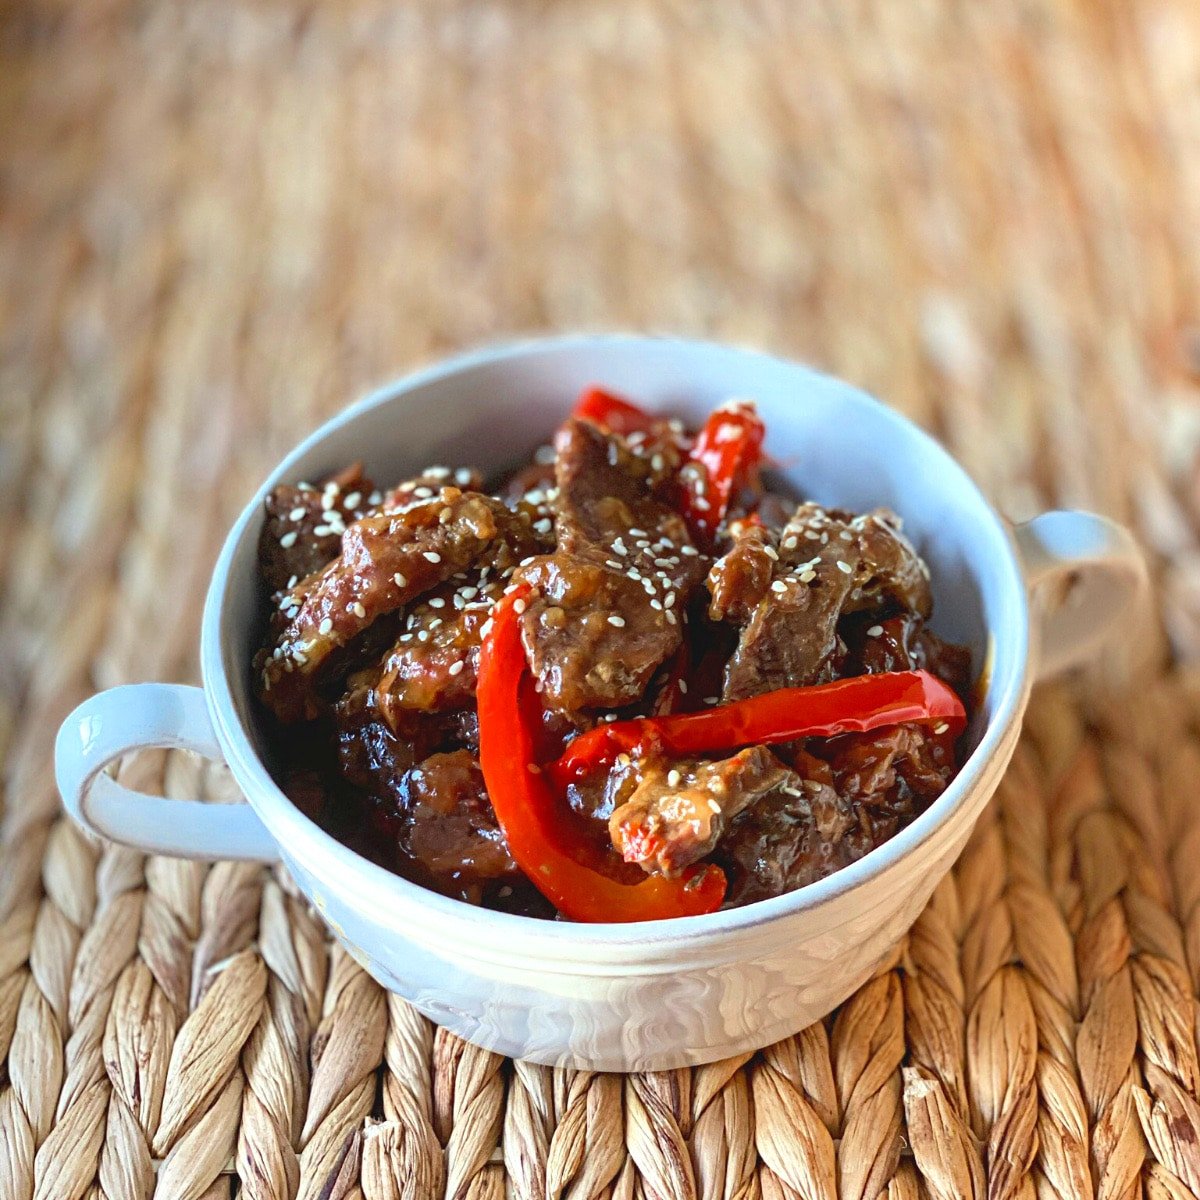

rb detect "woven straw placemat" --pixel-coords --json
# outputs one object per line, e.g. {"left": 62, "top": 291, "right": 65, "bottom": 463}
{"left": 3, "top": 2, "right": 1200, "bottom": 1197}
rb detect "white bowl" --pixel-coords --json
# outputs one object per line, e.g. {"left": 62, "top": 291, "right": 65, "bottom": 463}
{"left": 55, "top": 335, "right": 1143, "bottom": 1070}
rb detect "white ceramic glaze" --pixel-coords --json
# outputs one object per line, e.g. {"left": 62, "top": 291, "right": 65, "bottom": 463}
{"left": 55, "top": 335, "right": 1145, "bottom": 1071}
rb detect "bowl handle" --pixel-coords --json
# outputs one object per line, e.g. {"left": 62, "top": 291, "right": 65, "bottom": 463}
{"left": 55, "top": 683, "right": 280, "bottom": 861}
{"left": 1013, "top": 511, "right": 1147, "bottom": 680}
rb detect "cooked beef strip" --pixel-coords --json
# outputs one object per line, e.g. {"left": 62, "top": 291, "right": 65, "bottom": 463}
{"left": 515, "top": 419, "right": 706, "bottom": 712}
{"left": 719, "top": 502, "right": 932, "bottom": 700}
{"left": 403, "top": 750, "right": 519, "bottom": 890}
{"left": 610, "top": 745, "right": 794, "bottom": 876}
{"left": 706, "top": 521, "right": 777, "bottom": 622}
{"left": 373, "top": 574, "right": 504, "bottom": 713}
{"left": 256, "top": 488, "right": 537, "bottom": 722}
{"left": 258, "top": 463, "right": 377, "bottom": 593}
{"left": 716, "top": 778, "right": 859, "bottom": 906}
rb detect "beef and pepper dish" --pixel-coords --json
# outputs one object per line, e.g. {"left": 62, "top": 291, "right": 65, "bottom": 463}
{"left": 254, "top": 388, "right": 971, "bottom": 922}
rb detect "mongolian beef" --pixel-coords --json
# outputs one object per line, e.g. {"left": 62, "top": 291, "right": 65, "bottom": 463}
{"left": 254, "top": 388, "right": 972, "bottom": 922}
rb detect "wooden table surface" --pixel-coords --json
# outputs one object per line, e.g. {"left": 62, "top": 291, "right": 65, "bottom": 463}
{"left": 3, "top": 3, "right": 1200, "bottom": 1198}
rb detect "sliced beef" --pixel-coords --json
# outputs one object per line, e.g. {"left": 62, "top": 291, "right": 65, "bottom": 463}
{"left": 256, "top": 489, "right": 537, "bottom": 722}
{"left": 706, "top": 521, "right": 777, "bottom": 622}
{"left": 609, "top": 745, "right": 794, "bottom": 877}
{"left": 716, "top": 778, "right": 858, "bottom": 905}
{"left": 718, "top": 503, "right": 932, "bottom": 700}
{"left": 841, "top": 611, "right": 972, "bottom": 697}
{"left": 258, "top": 463, "right": 377, "bottom": 593}
{"left": 374, "top": 574, "right": 506, "bottom": 714}
{"left": 403, "top": 750, "right": 518, "bottom": 893}
{"left": 515, "top": 419, "right": 706, "bottom": 712}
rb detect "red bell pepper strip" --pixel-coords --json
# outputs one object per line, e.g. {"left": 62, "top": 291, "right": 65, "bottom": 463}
{"left": 678, "top": 402, "right": 766, "bottom": 544}
{"left": 548, "top": 670, "right": 966, "bottom": 788}
{"left": 477, "top": 587, "right": 727, "bottom": 922}
{"left": 572, "top": 387, "right": 660, "bottom": 437}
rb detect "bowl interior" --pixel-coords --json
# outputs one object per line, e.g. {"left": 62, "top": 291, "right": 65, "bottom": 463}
{"left": 206, "top": 335, "right": 1028, "bottom": 944}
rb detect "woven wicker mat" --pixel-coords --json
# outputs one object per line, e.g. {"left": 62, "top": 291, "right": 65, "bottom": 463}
{"left": 4, "top": 2, "right": 1200, "bottom": 1198}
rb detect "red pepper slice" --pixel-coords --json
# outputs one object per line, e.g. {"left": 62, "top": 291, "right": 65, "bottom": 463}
{"left": 548, "top": 670, "right": 967, "bottom": 788}
{"left": 571, "top": 387, "right": 660, "bottom": 436}
{"left": 477, "top": 587, "right": 727, "bottom": 922}
{"left": 678, "top": 403, "right": 766, "bottom": 544}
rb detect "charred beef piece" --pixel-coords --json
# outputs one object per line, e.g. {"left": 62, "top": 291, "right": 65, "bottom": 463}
{"left": 717, "top": 503, "right": 932, "bottom": 700}
{"left": 515, "top": 419, "right": 706, "bottom": 712}
{"left": 258, "top": 464, "right": 377, "bottom": 593}
{"left": 256, "top": 488, "right": 539, "bottom": 722}
{"left": 610, "top": 745, "right": 795, "bottom": 876}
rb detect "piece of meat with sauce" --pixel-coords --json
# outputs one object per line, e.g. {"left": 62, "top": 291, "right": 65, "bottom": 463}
{"left": 258, "top": 464, "right": 377, "bottom": 593}
{"left": 403, "top": 750, "right": 519, "bottom": 898}
{"left": 515, "top": 419, "right": 706, "bottom": 712}
{"left": 841, "top": 611, "right": 973, "bottom": 697}
{"left": 609, "top": 745, "right": 795, "bottom": 877}
{"left": 257, "top": 488, "right": 538, "bottom": 722}
{"left": 716, "top": 777, "right": 859, "bottom": 905}
{"left": 718, "top": 503, "right": 933, "bottom": 700}
{"left": 707, "top": 521, "right": 777, "bottom": 622}
{"left": 373, "top": 573, "right": 508, "bottom": 713}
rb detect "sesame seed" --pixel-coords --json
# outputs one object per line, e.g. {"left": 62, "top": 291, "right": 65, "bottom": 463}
{"left": 318, "top": 618, "right": 333, "bottom": 635}
{"left": 651, "top": 454, "right": 665, "bottom": 471}
{"left": 664, "top": 592, "right": 676, "bottom": 609}
{"left": 694, "top": 496, "right": 711, "bottom": 511}
{"left": 678, "top": 679, "right": 688, "bottom": 693}
{"left": 292, "top": 651, "right": 308, "bottom": 665}
{"left": 426, "top": 467, "right": 451, "bottom": 480}
{"left": 650, "top": 599, "right": 663, "bottom": 611}
{"left": 449, "top": 661, "right": 465, "bottom": 677}
{"left": 804, "top": 530, "right": 821, "bottom": 540}
{"left": 836, "top": 560, "right": 853, "bottom": 575}
{"left": 519, "top": 556, "right": 535, "bottom": 567}
{"left": 323, "top": 481, "right": 340, "bottom": 494}
{"left": 763, "top": 546, "right": 779, "bottom": 560}
{"left": 279, "top": 531, "right": 298, "bottom": 548}
{"left": 667, "top": 769, "right": 682, "bottom": 787}
{"left": 704, "top": 695, "right": 719, "bottom": 704}
{"left": 344, "top": 491, "right": 362, "bottom": 509}
{"left": 708, "top": 799, "right": 722, "bottom": 814}
{"left": 417, "top": 630, "right": 429, "bottom": 642}
{"left": 350, "top": 601, "right": 367, "bottom": 618}
{"left": 288, "top": 507, "right": 306, "bottom": 521}
{"left": 606, "top": 560, "right": 623, "bottom": 570}
{"left": 627, "top": 568, "right": 642, "bottom": 581}
{"left": 612, "top": 538, "right": 627, "bottom": 556}
{"left": 608, "top": 615, "right": 626, "bottom": 627}
{"left": 665, "top": 610, "right": 677, "bottom": 625}
{"left": 456, "top": 468, "right": 474, "bottom": 486}
{"left": 461, "top": 587, "right": 478, "bottom": 599}
{"left": 423, "top": 551, "right": 441, "bottom": 563}
{"left": 629, "top": 528, "right": 647, "bottom": 538}
{"left": 933, "top": 722, "right": 950, "bottom": 735}
{"left": 867, "top": 624, "right": 884, "bottom": 636}
{"left": 799, "top": 570, "right": 817, "bottom": 583}
{"left": 287, "top": 575, "right": 298, "bottom": 588}
{"left": 413, "top": 486, "right": 434, "bottom": 499}
{"left": 439, "top": 507, "right": 453, "bottom": 524}
{"left": 681, "top": 545, "right": 699, "bottom": 557}
{"left": 368, "top": 491, "right": 382, "bottom": 505}
{"left": 399, "top": 633, "right": 413, "bottom": 643}
{"left": 394, "top": 572, "right": 407, "bottom": 588}
{"left": 771, "top": 580, "right": 788, "bottom": 594}
{"left": 513, "top": 598, "right": 527, "bottom": 615}
{"left": 783, "top": 536, "right": 798, "bottom": 550}
{"left": 429, "top": 597, "right": 446, "bottom": 608}
{"left": 313, "top": 524, "right": 332, "bottom": 537}
{"left": 479, "top": 618, "right": 494, "bottom": 638}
